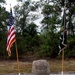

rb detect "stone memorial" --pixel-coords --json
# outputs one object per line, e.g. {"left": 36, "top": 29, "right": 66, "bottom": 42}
{"left": 32, "top": 60, "right": 50, "bottom": 75}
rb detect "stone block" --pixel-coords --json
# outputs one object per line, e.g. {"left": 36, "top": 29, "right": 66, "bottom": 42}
{"left": 32, "top": 60, "right": 50, "bottom": 75}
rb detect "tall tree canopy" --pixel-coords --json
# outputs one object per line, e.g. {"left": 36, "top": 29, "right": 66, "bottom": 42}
{"left": 0, "top": 0, "right": 9, "bottom": 57}
{"left": 0, "top": 0, "right": 75, "bottom": 58}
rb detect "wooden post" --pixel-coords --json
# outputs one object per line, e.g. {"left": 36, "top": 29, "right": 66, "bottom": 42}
{"left": 61, "top": 1, "right": 67, "bottom": 75}
{"left": 15, "top": 41, "right": 20, "bottom": 75}
{"left": 61, "top": 49, "right": 64, "bottom": 75}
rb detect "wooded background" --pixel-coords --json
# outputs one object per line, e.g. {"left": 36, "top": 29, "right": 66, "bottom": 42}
{"left": 0, "top": 0, "right": 75, "bottom": 59}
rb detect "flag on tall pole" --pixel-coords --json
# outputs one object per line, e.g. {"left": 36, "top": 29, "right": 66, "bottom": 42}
{"left": 58, "top": 0, "right": 67, "bottom": 75}
{"left": 6, "top": 5, "right": 20, "bottom": 75}
{"left": 6, "top": 7, "right": 16, "bottom": 56}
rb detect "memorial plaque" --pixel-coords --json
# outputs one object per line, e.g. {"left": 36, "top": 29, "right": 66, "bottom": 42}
{"left": 32, "top": 60, "right": 50, "bottom": 75}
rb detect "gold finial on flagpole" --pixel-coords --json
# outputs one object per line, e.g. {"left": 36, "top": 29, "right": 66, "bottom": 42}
{"left": 10, "top": 4, "right": 12, "bottom": 10}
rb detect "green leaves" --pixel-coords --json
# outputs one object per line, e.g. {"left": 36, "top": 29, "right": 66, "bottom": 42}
{"left": 0, "top": 0, "right": 75, "bottom": 58}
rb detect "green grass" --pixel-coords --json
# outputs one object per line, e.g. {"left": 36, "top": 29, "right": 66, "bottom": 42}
{"left": 0, "top": 59, "right": 75, "bottom": 73}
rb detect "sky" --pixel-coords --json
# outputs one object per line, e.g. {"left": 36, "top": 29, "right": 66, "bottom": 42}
{"left": 5, "top": 0, "right": 18, "bottom": 12}
{"left": 5, "top": 0, "right": 42, "bottom": 31}
{"left": 5, "top": 0, "right": 40, "bottom": 12}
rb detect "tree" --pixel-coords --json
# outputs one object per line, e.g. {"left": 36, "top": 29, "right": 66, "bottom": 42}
{"left": 37, "top": 0, "right": 62, "bottom": 57}
{"left": 59, "top": 0, "right": 75, "bottom": 57}
{"left": 0, "top": 0, "right": 9, "bottom": 57}
{"left": 14, "top": 0, "right": 75, "bottom": 58}
{"left": 14, "top": 0, "right": 40, "bottom": 35}
{"left": 14, "top": 0, "right": 41, "bottom": 56}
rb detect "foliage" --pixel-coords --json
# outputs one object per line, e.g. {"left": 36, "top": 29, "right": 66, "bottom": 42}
{"left": 0, "top": 0, "right": 5, "bottom": 3}
{"left": 0, "top": 0, "right": 9, "bottom": 58}
{"left": 13, "top": 0, "right": 41, "bottom": 58}
{"left": 15, "top": 23, "right": 41, "bottom": 57}
{"left": 0, "top": 0, "right": 75, "bottom": 59}
{"left": 38, "top": 0, "right": 61, "bottom": 58}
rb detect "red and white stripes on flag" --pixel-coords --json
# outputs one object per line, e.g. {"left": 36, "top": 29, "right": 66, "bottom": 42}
{"left": 6, "top": 8, "right": 16, "bottom": 56}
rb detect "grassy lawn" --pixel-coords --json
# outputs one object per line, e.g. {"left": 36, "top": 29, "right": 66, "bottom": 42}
{"left": 0, "top": 59, "right": 75, "bottom": 74}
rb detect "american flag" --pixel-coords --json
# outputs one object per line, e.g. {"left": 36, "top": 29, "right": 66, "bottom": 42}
{"left": 6, "top": 8, "right": 16, "bottom": 56}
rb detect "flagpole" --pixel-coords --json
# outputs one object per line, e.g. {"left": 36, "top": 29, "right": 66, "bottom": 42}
{"left": 15, "top": 41, "right": 21, "bottom": 75}
{"left": 61, "top": 49, "right": 64, "bottom": 75}
{"left": 61, "top": 1, "right": 66, "bottom": 75}
{"left": 9, "top": 4, "right": 20, "bottom": 75}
